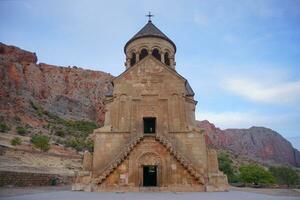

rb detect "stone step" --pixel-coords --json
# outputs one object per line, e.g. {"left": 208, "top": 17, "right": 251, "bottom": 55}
{"left": 155, "top": 135, "right": 204, "bottom": 185}
{"left": 97, "top": 135, "right": 144, "bottom": 184}
{"left": 139, "top": 187, "right": 161, "bottom": 192}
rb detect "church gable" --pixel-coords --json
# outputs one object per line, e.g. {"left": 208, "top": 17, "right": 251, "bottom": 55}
{"left": 113, "top": 56, "right": 187, "bottom": 96}
{"left": 114, "top": 55, "right": 185, "bottom": 83}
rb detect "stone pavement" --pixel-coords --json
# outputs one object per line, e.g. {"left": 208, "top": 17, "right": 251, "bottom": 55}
{"left": 0, "top": 189, "right": 299, "bottom": 200}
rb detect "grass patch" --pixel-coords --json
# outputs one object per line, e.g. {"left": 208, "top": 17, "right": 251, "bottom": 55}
{"left": 10, "top": 137, "right": 22, "bottom": 146}
{"left": 0, "top": 122, "right": 10, "bottom": 133}
{"left": 16, "top": 126, "right": 28, "bottom": 135}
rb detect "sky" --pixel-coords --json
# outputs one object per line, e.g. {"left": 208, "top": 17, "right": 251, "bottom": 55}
{"left": 1, "top": 0, "right": 300, "bottom": 149}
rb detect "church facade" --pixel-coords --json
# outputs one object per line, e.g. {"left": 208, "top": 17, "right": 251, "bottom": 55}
{"left": 73, "top": 19, "right": 228, "bottom": 192}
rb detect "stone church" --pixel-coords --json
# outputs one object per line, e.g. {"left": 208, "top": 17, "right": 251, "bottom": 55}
{"left": 73, "top": 18, "right": 228, "bottom": 192}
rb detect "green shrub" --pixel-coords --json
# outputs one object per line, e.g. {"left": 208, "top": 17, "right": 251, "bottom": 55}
{"left": 0, "top": 122, "right": 10, "bottom": 133}
{"left": 55, "top": 130, "right": 66, "bottom": 137}
{"left": 239, "top": 164, "right": 275, "bottom": 185}
{"left": 43, "top": 123, "right": 51, "bottom": 129}
{"left": 218, "top": 152, "right": 239, "bottom": 183}
{"left": 65, "top": 137, "right": 94, "bottom": 152}
{"left": 269, "top": 166, "right": 300, "bottom": 186}
{"left": 65, "top": 137, "right": 85, "bottom": 151}
{"left": 16, "top": 126, "right": 27, "bottom": 135}
{"left": 10, "top": 137, "right": 22, "bottom": 146}
{"left": 50, "top": 177, "right": 59, "bottom": 186}
{"left": 218, "top": 152, "right": 234, "bottom": 175}
{"left": 42, "top": 111, "right": 98, "bottom": 151}
{"left": 31, "top": 135, "right": 50, "bottom": 151}
{"left": 85, "top": 138, "right": 94, "bottom": 152}
{"left": 30, "top": 100, "right": 44, "bottom": 117}
{"left": 45, "top": 111, "right": 97, "bottom": 135}
{"left": 64, "top": 120, "right": 98, "bottom": 137}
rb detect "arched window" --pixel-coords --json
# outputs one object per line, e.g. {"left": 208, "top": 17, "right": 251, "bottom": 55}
{"left": 152, "top": 48, "right": 161, "bottom": 61}
{"left": 164, "top": 52, "right": 170, "bottom": 66}
{"left": 130, "top": 52, "right": 136, "bottom": 66}
{"left": 139, "top": 49, "right": 148, "bottom": 61}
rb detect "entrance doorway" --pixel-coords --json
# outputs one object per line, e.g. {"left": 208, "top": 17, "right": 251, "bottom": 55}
{"left": 143, "top": 117, "right": 156, "bottom": 134}
{"left": 143, "top": 165, "right": 157, "bottom": 186}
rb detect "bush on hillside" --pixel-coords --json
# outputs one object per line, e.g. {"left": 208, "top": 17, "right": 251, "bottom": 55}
{"left": 85, "top": 138, "right": 94, "bottom": 152}
{"left": 0, "top": 122, "right": 10, "bottom": 133}
{"left": 65, "top": 137, "right": 94, "bottom": 152}
{"left": 269, "top": 166, "right": 300, "bottom": 187}
{"left": 55, "top": 130, "right": 66, "bottom": 137}
{"left": 64, "top": 137, "right": 85, "bottom": 151}
{"left": 31, "top": 135, "right": 50, "bottom": 152}
{"left": 16, "top": 126, "right": 27, "bottom": 135}
{"left": 10, "top": 137, "right": 22, "bottom": 146}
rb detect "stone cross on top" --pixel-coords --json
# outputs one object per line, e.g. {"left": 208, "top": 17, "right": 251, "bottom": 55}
{"left": 146, "top": 11, "right": 154, "bottom": 22}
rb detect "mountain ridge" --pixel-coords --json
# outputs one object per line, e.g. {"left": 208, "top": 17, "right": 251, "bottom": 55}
{"left": 197, "top": 120, "right": 300, "bottom": 167}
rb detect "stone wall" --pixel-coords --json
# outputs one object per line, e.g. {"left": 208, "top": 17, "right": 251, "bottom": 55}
{"left": 0, "top": 171, "right": 74, "bottom": 187}
{"left": 92, "top": 132, "right": 131, "bottom": 174}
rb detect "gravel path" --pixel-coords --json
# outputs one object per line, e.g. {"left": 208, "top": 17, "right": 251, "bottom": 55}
{"left": 0, "top": 189, "right": 299, "bottom": 200}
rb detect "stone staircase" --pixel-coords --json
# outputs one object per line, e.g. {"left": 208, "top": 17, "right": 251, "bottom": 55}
{"left": 155, "top": 134, "right": 204, "bottom": 184}
{"left": 94, "top": 133, "right": 204, "bottom": 186}
{"left": 94, "top": 134, "right": 144, "bottom": 184}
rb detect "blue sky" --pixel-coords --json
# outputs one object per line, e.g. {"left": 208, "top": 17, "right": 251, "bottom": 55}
{"left": 1, "top": 0, "right": 300, "bottom": 149}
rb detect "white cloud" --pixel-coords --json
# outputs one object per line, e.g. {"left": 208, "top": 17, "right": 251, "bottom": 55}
{"left": 222, "top": 78, "right": 300, "bottom": 104}
{"left": 193, "top": 12, "right": 210, "bottom": 26}
{"left": 196, "top": 111, "right": 288, "bottom": 129}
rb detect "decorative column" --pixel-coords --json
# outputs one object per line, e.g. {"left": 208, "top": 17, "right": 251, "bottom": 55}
{"left": 161, "top": 51, "right": 165, "bottom": 64}
{"left": 170, "top": 57, "right": 175, "bottom": 69}
{"left": 125, "top": 57, "right": 131, "bottom": 69}
{"left": 136, "top": 51, "right": 140, "bottom": 63}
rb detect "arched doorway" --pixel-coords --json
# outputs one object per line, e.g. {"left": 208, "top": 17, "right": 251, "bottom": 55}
{"left": 138, "top": 152, "right": 161, "bottom": 187}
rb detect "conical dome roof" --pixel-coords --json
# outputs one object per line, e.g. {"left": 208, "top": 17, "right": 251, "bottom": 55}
{"left": 124, "top": 21, "right": 176, "bottom": 53}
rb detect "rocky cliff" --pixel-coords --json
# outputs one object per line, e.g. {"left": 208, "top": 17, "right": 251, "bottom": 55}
{"left": 0, "top": 42, "right": 113, "bottom": 131}
{"left": 1, "top": 42, "right": 299, "bottom": 167}
{"left": 197, "top": 120, "right": 300, "bottom": 167}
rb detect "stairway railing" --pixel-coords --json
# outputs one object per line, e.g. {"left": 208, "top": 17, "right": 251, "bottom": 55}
{"left": 155, "top": 133, "right": 204, "bottom": 184}
{"left": 94, "top": 134, "right": 144, "bottom": 184}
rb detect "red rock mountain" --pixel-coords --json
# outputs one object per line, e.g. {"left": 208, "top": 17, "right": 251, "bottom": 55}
{"left": 0, "top": 42, "right": 113, "bottom": 129}
{"left": 1, "top": 42, "right": 299, "bottom": 167}
{"left": 197, "top": 120, "right": 300, "bottom": 167}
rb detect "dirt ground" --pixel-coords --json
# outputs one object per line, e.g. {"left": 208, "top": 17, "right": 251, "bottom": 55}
{"left": 0, "top": 133, "right": 82, "bottom": 175}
